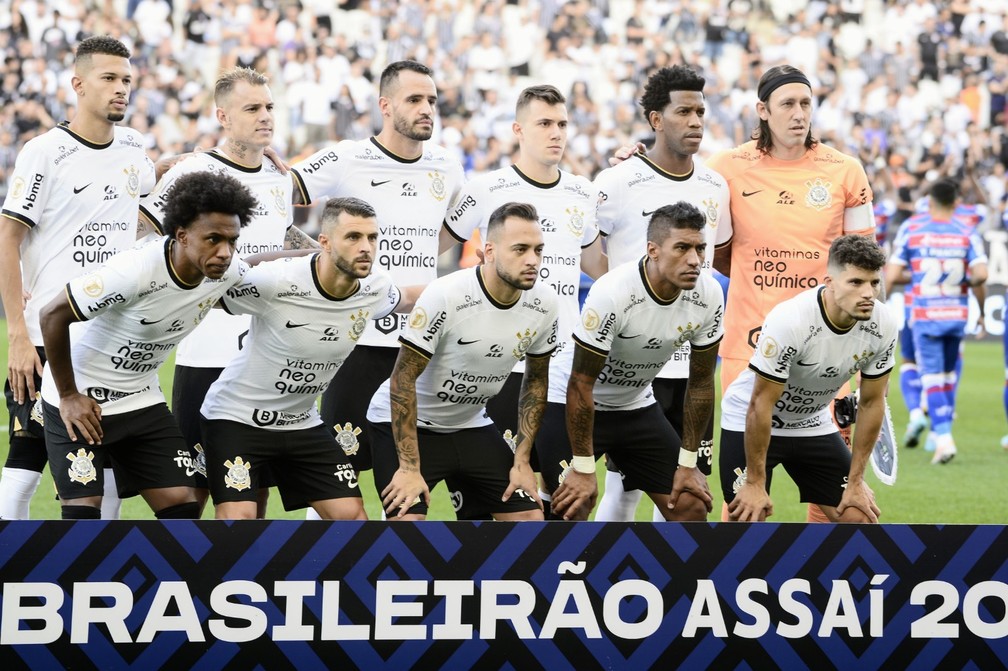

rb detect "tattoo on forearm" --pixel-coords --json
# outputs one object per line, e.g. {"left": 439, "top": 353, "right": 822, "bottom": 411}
{"left": 389, "top": 348, "right": 428, "bottom": 470}
{"left": 515, "top": 357, "right": 548, "bottom": 450}
{"left": 284, "top": 225, "right": 320, "bottom": 250}
{"left": 683, "top": 346, "right": 718, "bottom": 450}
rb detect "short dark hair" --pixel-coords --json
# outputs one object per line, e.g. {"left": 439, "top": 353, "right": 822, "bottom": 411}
{"left": 516, "top": 84, "right": 566, "bottom": 118}
{"left": 321, "top": 197, "right": 377, "bottom": 229}
{"left": 75, "top": 36, "right": 130, "bottom": 68}
{"left": 929, "top": 178, "right": 959, "bottom": 207}
{"left": 827, "top": 234, "right": 886, "bottom": 274}
{"left": 646, "top": 202, "right": 706, "bottom": 245}
{"left": 640, "top": 65, "right": 705, "bottom": 129}
{"left": 751, "top": 64, "right": 818, "bottom": 155}
{"left": 487, "top": 202, "right": 539, "bottom": 241}
{"left": 215, "top": 67, "right": 269, "bottom": 106}
{"left": 161, "top": 172, "right": 258, "bottom": 238}
{"left": 379, "top": 60, "right": 433, "bottom": 97}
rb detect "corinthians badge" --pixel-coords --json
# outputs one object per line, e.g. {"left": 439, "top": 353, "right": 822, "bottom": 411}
{"left": 67, "top": 448, "right": 97, "bottom": 485}
{"left": 334, "top": 422, "right": 362, "bottom": 456}
{"left": 224, "top": 457, "right": 252, "bottom": 491}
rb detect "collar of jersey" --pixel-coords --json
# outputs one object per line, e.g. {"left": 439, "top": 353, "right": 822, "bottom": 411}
{"left": 370, "top": 137, "right": 422, "bottom": 164}
{"left": 476, "top": 266, "right": 519, "bottom": 309}
{"left": 165, "top": 238, "right": 201, "bottom": 289}
{"left": 58, "top": 121, "right": 113, "bottom": 150}
{"left": 512, "top": 164, "right": 560, "bottom": 189}
{"left": 207, "top": 149, "right": 262, "bottom": 173}
{"left": 638, "top": 257, "right": 679, "bottom": 305}
{"left": 817, "top": 286, "right": 855, "bottom": 334}
{"left": 638, "top": 154, "right": 693, "bottom": 182}
{"left": 311, "top": 253, "right": 360, "bottom": 301}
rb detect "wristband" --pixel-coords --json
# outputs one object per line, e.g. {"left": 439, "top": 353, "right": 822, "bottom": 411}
{"left": 571, "top": 455, "right": 595, "bottom": 474}
{"left": 678, "top": 448, "right": 698, "bottom": 469}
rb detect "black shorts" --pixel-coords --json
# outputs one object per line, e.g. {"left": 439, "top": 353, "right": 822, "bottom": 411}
{"left": 44, "top": 401, "right": 197, "bottom": 499}
{"left": 718, "top": 429, "right": 851, "bottom": 508}
{"left": 171, "top": 365, "right": 222, "bottom": 487}
{"left": 319, "top": 345, "right": 399, "bottom": 472}
{"left": 605, "top": 377, "right": 715, "bottom": 476}
{"left": 4, "top": 345, "right": 47, "bottom": 471}
{"left": 537, "top": 402, "right": 681, "bottom": 496}
{"left": 201, "top": 419, "right": 361, "bottom": 511}
{"left": 369, "top": 421, "right": 540, "bottom": 518}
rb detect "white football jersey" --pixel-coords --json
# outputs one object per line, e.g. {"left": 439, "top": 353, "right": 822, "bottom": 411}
{"left": 1, "top": 123, "right": 156, "bottom": 344}
{"left": 570, "top": 259, "right": 724, "bottom": 411}
{"left": 720, "top": 287, "right": 898, "bottom": 436}
{"left": 366, "top": 267, "right": 558, "bottom": 431}
{"left": 140, "top": 149, "right": 295, "bottom": 368}
{"left": 593, "top": 154, "right": 729, "bottom": 379}
{"left": 443, "top": 165, "right": 600, "bottom": 402}
{"left": 200, "top": 255, "right": 401, "bottom": 431}
{"left": 291, "top": 138, "right": 465, "bottom": 347}
{"left": 40, "top": 237, "right": 248, "bottom": 415}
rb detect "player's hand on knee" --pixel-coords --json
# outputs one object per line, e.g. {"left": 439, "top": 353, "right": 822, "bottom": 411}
{"left": 504, "top": 462, "right": 542, "bottom": 510}
{"left": 59, "top": 393, "right": 103, "bottom": 445}
{"left": 8, "top": 333, "right": 43, "bottom": 405}
{"left": 551, "top": 470, "right": 598, "bottom": 521}
{"left": 669, "top": 466, "right": 713, "bottom": 514}
{"left": 381, "top": 468, "right": 429, "bottom": 518}
{"left": 727, "top": 482, "right": 773, "bottom": 522}
{"left": 836, "top": 480, "right": 880, "bottom": 523}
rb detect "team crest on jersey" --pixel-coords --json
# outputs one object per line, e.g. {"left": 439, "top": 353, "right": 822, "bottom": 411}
{"left": 271, "top": 186, "right": 288, "bottom": 216}
{"left": 195, "top": 297, "right": 214, "bottom": 325}
{"left": 123, "top": 165, "right": 141, "bottom": 197}
{"left": 66, "top": 449, "right": 97, "bottom": 485}
{"left": 408, "top": 307, "right": 428, "bottom": 330}
{"left": 582, "top": 308, "right": 601, "bottom": 331}
{"left": 760, "top": 335, "right": 779, "bottom": 358}
{"left": 731, "top": 467, "right": 747, "bottom": 494}
{"left": 804, "top": 178, "right": 832, "bottom": 211}
{"left": 702, "top": 198, "right": 719, "bottom": 227}
{"left": 334, "top": 422, "right": 362, "bottom": 456}
{"left": 513, "top": 328, "right": 536, "bottom": 359}
{"left": 428, "top": 171, "right": 446, "bottom": 201}
{"left": 676, "top": 321, "right": 698, "bottom": 344}
{"left": 348, "top": 309, "right": 370, "bottom": 341}
{"left": 82, "top": 274, "right": 104, "bottom": 297}
{"left": 850, "top": 348, "right": 875, "bottom": 375}
{"left": 502, "top": 429, "right": 517, "bottom": 453}
{"left": 566, "top": 206, "right": 585, "bottom": 237}
{"left": 224, "top": 457, "right": 252, "bottom": 491}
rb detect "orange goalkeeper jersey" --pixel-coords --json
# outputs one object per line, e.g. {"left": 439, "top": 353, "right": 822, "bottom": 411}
{"left": 708, "top": 141, "right": 874, "bottom": 362}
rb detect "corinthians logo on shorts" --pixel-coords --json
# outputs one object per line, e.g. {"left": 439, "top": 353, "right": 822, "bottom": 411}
{"left": 513, "top": 328, "right": 536, "bottom": 359}
{"left": 123, "top": 165, "right": 141, "bottom": 197}
{"left": 565, "top": 206, "right": 585, "bottom": 237}
{"left": 804, "top": 177, "right": 833, "bottom": 211}
{"left": 334, "top": 422, "right": 362, "bottom": 456}
{"left": 348, "top": 309, "right": 370, "bottom": 342}
{"left": 428, "top": 170, "right": 446, "bottom": 201}
{"left": 66, "top": 449, "right": 97, "bottom": 485}
{"left": 731, "top": 467, "right": 747, "bottom": 494}
{"left": 224, "top": 457, "right": 252, "bottom": 491}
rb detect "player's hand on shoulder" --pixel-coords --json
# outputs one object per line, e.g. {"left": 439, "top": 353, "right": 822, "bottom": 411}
{"left": 59, "top": 392, "right": 103, "bottom": 445}
{"left": 264, "top": 146, "right": 289, "bottom": 175}
{"left": 727, "top": 482, "right": 773, "bottom": 522}
{"left": 608, "top": 142, "right": 647, "bottom": 167}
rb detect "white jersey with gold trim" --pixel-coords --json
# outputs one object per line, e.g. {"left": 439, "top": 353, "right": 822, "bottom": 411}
{"left": 593, "top": 154, "right": 729, "bottom": 379}
{"left": 140, "top": 150, "right": 295, "bottom": 368}
{"left": 720, "top": 287, "right": 898, "bottom": 436}
{"left": 366, "top": 267, "right": 558, "bottom": 431}
{"left": 1, "top": 123, "right": 156, "bottom": 344}
{"left": 40, "top": 237, "right": 248, "bottom": 415}
{"left": 443, "top": 165, "right": 600, "bottom": 402}
{"left": 291, "top": 137, "right": 464, "bottom": 347}
{"left": 201, "top": 255, "right": 401, "bottom": 431}
{"left": 570, "top": 259, "right": 724, "bottom": 411}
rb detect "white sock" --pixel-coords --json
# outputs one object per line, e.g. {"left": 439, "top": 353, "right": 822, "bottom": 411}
{"left": 101, "top": 469, "right": 122, "bottom": 520}
{"left": 0, "top": 467, "right": 42, "bottom": 520}
{"left": 305, "top": 507, "right": 322, "bottom": 521}
{"left": 593, "top": 470, "right": 642, "bottom": 521}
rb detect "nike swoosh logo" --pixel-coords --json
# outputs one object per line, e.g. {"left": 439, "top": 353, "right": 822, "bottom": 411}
{"left": 371, "top": 179, "right": 391, "bottom": 187}
{"left": 73, "top": 184, "right": 92, "bottom": 194}
{"left": 742, "top": 190, "right": 763, "bottom": 197}
{"left": 642, "top": 209, "right": 656, "bottom": 217}
{"left": 140, "top": 317, "right": 164, "bottom": 325}
{"left": 795, "top": 360, "right": 816, "bottom": 367}
{"left": 616, "top": 333, "right": 642, "bottom": 339}
{"left": 286, "top": 320, "right": 309, "bottom": 328}
{"left": 457, "top": 338, "right": 480, "bottom": 345}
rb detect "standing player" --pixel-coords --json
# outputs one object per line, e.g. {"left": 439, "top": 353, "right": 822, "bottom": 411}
{"left": 708, "top": 64, "right": 875, "bottom": 523}
{"left": 885, "top": 178, "right": 987, "bottom": 464}
{"left": 38, "top": 172, "right": 256, "bottom": 519}
{"left": 139, "top": 67, "right": 313, "bottom": 511}
{"left": 200, "top": 198, "right": 419, "bottom": 520}
{"left": 724, "top": 235, "right": 897, "bottom": 523}
{"left": 441, "top": 84, "right": 606, "bottom": 515}
{"left": 590, "top": 64, "right": 730, "bottom": 521}
{"left": 366, "top": 203, "right": 557, "bottom": 521}
{"left": 547, "top": 203, "right": 724, "bottom": 521}
{"left": 0, "top": 36, "right": 157, "bottom": 519}
{"left": 291, "top": 60, "right": 464, "bottom": 484}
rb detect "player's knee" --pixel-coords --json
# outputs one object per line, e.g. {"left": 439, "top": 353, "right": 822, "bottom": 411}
{"left": 155, "top": 502, "right": 201, "bottom": 519}
{"left": 665, "top": 493, "right": 709, "bottom": 521}
{"left": 62, "top": 504, "right": 101, "bottom": 520}
{"left": 836, "top": 506, "right": 875, "bottom": 524}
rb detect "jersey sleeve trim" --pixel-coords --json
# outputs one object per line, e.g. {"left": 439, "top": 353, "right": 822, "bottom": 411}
{"left": 860, "top": 367, "right": 893, "bottom": 380}
{"left": 442, "top": 221, "right": 469, "bottom": 243}
{"left": 580, "top": 231, "right": 601, "bottom": 249}
{"left": 691, "top": 335, "right": 723, "bottom": 352}
{"left": 749, "top": 362, "right": 786, "bottom": 384}
{"left": 290, "top": 168, "right": 311, "bottom": 205}
{"left": 572, "top": 333, "right": 609, "bottom": 359}
{"left": 1, "top": 210, "right": 34, "bottom": 229}
{"left": 66, "top": 285, "right": 88, "bottom": 322}
{"left": 219, "top": 296, "right": 234, "bottom": 315}
{"left": 525, "top": 347, "right": 556, "bottom": 359}
{"left": 138, "top": 204, "right": 164, "bottom": 234}
{"left": 398, "top": 337, "right": 433, "bottom": 360}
